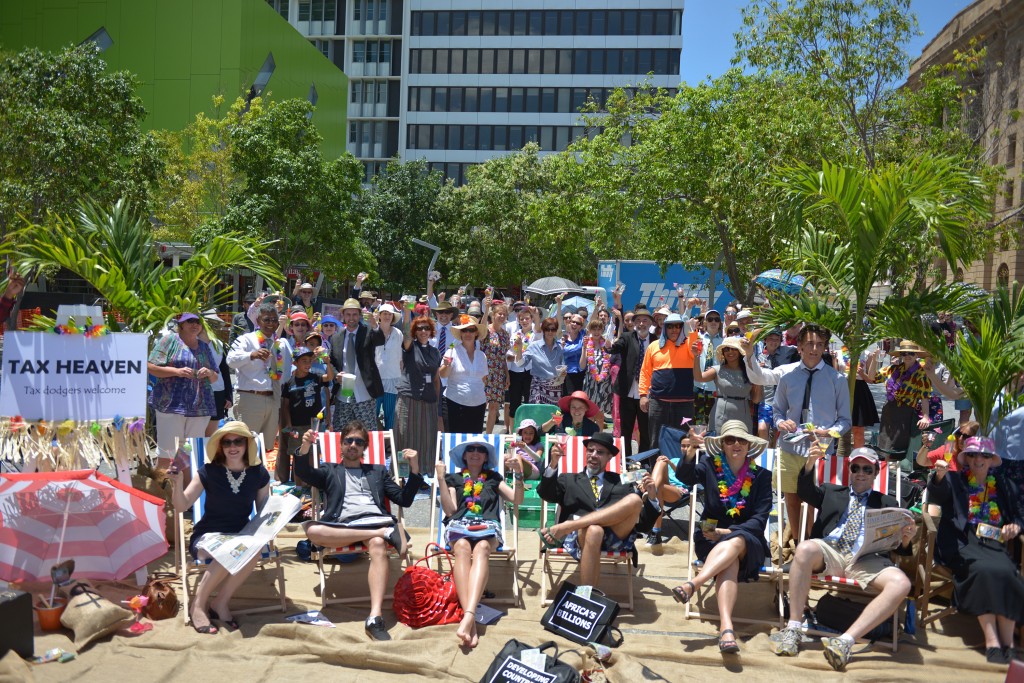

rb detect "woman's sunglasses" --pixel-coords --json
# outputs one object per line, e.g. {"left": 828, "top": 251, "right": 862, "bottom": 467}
{"left": 414, "top": 326, "right": 432, "bottom": 332}
{"left": 221, "top": 437, "right": 247, "bottom": 447}
{"left": 722, "top": 436, "right": 748, "bottom": 446}
{"left": 464, "top": 445, "right": 489, "bottom": 454}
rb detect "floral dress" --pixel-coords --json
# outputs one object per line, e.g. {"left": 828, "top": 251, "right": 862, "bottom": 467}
{"left": 582, "top": 336, "right": 613, "bottom": 418}
{"left": 483, "top": 327, "right": 511, "bottom": 403}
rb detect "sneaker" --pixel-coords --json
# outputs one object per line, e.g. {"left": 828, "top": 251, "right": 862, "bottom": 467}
{"left": 365, "top": 616, "right": 391, "bottom": 641}
{"left": 646, "top": 532, "right": 663, "bottom": 546}
{"left": 772, "top": 626, "right": 802, "bottom": 657}
{"left": 821, "top": 636, "right": 852, "bottom": 671}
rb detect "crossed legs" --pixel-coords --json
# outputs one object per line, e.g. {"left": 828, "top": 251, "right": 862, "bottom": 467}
{"left": 304, "top": 523, "right": 400, "bottom": 619}
{"left": 544, "top": 495, "right": 642, "bottom": 587}
{"left": 451, "top": 537, "right": 498, "bottom": 648}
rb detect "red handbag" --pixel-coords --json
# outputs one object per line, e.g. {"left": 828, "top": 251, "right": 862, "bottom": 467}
{"left": 392, "top": 543, "right": 464, "bottom": 628}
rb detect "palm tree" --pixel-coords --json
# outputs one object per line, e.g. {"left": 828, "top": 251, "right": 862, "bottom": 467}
{"left": 1, "top": 199, "right": 282, "bottom": 335}
{"left": 756, "top": 154, "right": 991, "bottom": 400}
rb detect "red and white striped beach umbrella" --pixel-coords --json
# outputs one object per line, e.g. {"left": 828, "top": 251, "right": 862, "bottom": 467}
{"left": 0, "top": 470, "right": 167, "bottom": 582}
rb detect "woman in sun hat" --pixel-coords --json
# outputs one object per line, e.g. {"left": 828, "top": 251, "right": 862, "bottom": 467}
{"left": 167, "top": 420, "right": 269, "bottom": 635}
{"left": 691, "top": 336, "right": 761, "bottom": 435}
{"left": 440, "top": 315, "right": 490, "bottom": 433}
{"left": 435, "top": 439, "right": 524, "bottom": 649}
{"left": 927, "top": 435, "right": 1024, "bottom": 664}
{"left": 670, "top": 420, "right": 771, "bottom": 655}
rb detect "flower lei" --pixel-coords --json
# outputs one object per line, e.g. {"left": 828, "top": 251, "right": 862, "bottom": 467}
{"left": 256, "top": 330, "right": 285, "bottom": 381}
{"left": 461, "top": 470, "right": 486, "bottom": 516}
{"left": 585, "top": 336, "right": 611, "bottom": 382}
{"left": 966, "top": 470, "right": 1000, "bottom": 526}
{"left": 53, "top": 316, "right": 109, "bottom": 337}
{"left": 713, "top": 454, "right": 757, "bottom": 518}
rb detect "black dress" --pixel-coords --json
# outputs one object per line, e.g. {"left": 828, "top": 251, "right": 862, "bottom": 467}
{"left": 927, "top": 469, "right": 1024, "bottom": 620}
{"left": 676, "top": 454, "right": 772, "bottom": 582}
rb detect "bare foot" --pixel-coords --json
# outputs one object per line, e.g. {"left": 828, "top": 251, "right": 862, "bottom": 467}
{"left": 456, "top": 612, "right": 475, "bottom": 647}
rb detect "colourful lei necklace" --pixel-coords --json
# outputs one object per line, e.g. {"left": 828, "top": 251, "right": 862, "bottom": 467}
{"left": 966, "top": 470, "right": 1000, "bottom": 526}
{"left": 255, "top": 331, "right": 285, "bottom": 381}
{"left": 585, "top": 336, "right": 611, "bottom": 382}
{"left": 461, "top": 470, "right": 486, "bottom": 516}
{"left": 713, "top": 454, "right": 756, "bottom": 517}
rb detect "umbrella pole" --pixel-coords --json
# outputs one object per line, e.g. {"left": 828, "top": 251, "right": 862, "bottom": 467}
{"left": 48, "top": 492, "right": 72, "bottom": 607}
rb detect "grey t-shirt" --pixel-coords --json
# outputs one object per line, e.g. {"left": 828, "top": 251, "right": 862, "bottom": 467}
{"left": 338, "top": 467, "right": 393, "bottom": 526}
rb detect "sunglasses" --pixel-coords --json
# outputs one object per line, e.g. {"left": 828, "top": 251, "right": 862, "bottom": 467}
{"left": 464, "top": 445, "right": 489, "bottom": 454}
{"left": 221, "top": 437, "right": 247, "bottom": 447}
{"left": 414, "top": 326, "right": 432, "bottom": 332}
{"left": 967, "top": 452, "right": 996, "bottom": 459}
{"left": 849, "top": 464, "right": 875, "bottom": 474}
{"left": 665, "top": 323, "right": 683, "bottom": 329}
{"left": 705, "top": 317, "right": 721, "bottom": 323}
{"left": 722, "top": 436, "right": 749, "bottom": 446}
{"left": 344, "top": 437, "right": 367, "bottom": 447}
{"left": 542, "top": 327, "right": 558, "bottom": 332}
{"left": 900, "top": 352, "right": 917, "bottom": 357}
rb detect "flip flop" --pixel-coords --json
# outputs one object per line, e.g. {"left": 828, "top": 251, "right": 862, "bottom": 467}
{"left": 537, "top": 528, "right": 563, "bottom": 550}
{"left": 671, "top": 581, "right": 696, "bottom": 605}
{"left": 719, "top": 629, "right": 740, "bottom": 654}
{"left": 209, "top": 609, "right": 239, "bottom": 631}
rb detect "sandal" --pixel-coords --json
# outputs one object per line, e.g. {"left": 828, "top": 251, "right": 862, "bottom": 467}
{"left": 718, "top": 629, "right": 740, "bottom": 654}
{"left": 671, "top": 581, "right": 696, "bottom": 605}
{"left": 209, "top": 609, "right": 239, "bottom": 631}
{"left": 190, "top": 610, "right": 218, "bottom": 635}
{"left": 537, "top": 528, "right": 563, "bottom": 550}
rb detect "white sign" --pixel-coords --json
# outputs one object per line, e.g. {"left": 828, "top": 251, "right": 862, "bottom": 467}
{"left": 0, "top": 332, "right": 148, "bottom": 421}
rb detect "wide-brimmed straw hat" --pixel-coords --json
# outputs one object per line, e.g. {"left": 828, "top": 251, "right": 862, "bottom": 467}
{"left": 703, "top": 420, "right": 767, "bottom": 459}
{"left": 957, "top": 436, "right": 1002, "bottom": 468}
{"left": 431, "top": 301, "right": 458, "bottom": 314}
{"left": 558, "top": 390, "right": 600, "bottom": 418}
{"left": 452, "top": 314, "right": 487, "bottom": 339}
{"left": 449, "top": 440, "right": 497, "bottom": 470}
{"left": 715, "top": 336, "right": 747, "bottom": 363}
{"left": 896, "top": 339, "right": 925, "bottom": 354}
{"left": 206, "top": 421, "right": 261, "bottom": 467}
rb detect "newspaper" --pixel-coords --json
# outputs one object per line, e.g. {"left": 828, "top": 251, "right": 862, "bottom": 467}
{"left": 852, "top": 507, "right": 915, "bottom": 562}
{"left": 196, "top": 494, "right": 302, "bottom": 574}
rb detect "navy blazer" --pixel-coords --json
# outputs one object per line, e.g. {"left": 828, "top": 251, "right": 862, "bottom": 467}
{"left": 537, "top": 469, "right": 659, "bottom": 533}
{"left": 294, "top": 454, "right": 422, "bottom": 525}
{"left": 608, "top": 330, "right": 649, "bottom": 396}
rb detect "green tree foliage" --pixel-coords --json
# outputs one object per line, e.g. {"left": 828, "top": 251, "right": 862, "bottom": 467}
{"left": 211, "top": 96, "right": 369, "bottom": 281}
{"left": 0, "top": 44, "right": 161, "bottom": 239}
{"left": 756, "top": 155, "right": 992, "bottom": 398}
{"left": 0, "top": 200, "right": 281, "bottom": 336}
{"left": 549, "top": 75, "right": 844, "bottom": 303}
{"left": 358, "top": 158, "right": 453, "bottom": 292}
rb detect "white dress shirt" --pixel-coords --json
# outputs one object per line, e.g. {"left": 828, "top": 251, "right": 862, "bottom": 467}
{"left": 227, "top": 331, "right": 292, "bottom": 392}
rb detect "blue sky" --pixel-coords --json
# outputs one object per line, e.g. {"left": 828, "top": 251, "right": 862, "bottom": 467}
{"left": 680, "top": 0, "right": 974, "bottom": 85}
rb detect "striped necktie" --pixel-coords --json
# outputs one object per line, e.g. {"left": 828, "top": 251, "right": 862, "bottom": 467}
{"left": 836, "top": 494, "right": 865, "bottom": 553}
{"left": 438, "top": 326, "right": 447, "bottom": 352}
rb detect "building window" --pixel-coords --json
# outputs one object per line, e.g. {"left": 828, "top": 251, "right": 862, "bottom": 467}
{"left": 351, "top": 82, "right": 362, "bottom": 103}
{"left": 298, "top": 0, "right": 310, "bottom": 21}
{"left": 1008, "top": 134, "right": 1017, "bottom": 168}
{"left": 353, "top": 43, "right": 364, "bottom": 63}
{"left": 379, "top": 1, "right": 387, "bottom": 21}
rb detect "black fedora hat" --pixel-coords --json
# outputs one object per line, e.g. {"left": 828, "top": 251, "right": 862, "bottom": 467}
{"left": 583, "top": 432, "right": 620, "bottom": 456}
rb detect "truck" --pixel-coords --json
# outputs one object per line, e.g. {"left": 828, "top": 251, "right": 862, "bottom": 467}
{"left": 596, "top": 260, "right": 736, "bottom": 313}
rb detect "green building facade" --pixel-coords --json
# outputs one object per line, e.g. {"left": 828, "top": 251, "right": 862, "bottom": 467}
{"left": 0, "top": 0, "right": 347, "bottom": 156}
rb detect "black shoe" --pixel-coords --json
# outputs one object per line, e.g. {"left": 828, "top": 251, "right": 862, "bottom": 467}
{"left": 646, "top": 533, "right": 663, "bottom": 546}
{"left": 985, "top": 647, "right": 1010, "bottom": 664}
{"left": 365, "top": 616, "right": 391, "bottom": 641}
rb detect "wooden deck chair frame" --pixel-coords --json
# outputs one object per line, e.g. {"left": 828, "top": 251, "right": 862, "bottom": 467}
{"left": 797, "top": 455, "right": 901, "bottom": 652}
{"left": 684, "top": 448, "right": 786, "bottom": 628}
{"left": 429, "top": 432, "right": 522, "bottom": 607}
{"left": 175, "top": 436, "right": 287, "bottom": 625}
{"left": 538, "top": 435, "right": 635, "bottom": 611}
{"left": 313, "top": 429, "right": 411, "bottom": 608}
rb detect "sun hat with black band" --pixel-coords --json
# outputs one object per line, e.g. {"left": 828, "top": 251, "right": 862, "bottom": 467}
{"left": 703, "top": 420, "right": 767, "bottom": 459}
{"left": 714, "top": 336, "right": 747, "bottom": 363}
{"left": 632, "top": 304, "right": 654, "bottom": 325}
{"left": 431, "top": 301, "right": 458, "bottom": 314}
{"left": 452, "top": 314, "right": 487, "bottom": 339}
{"left": 206, "top": 421, "right": 261, "bottom": 467}
{"left": 896, "top": 339, "right": 925, "bottom": 354}
{"left": 449, "top": 440, "right": 497, "bottom": 470}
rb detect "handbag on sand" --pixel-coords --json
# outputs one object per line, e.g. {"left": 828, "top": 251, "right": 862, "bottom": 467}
{"left": 392, "top": 543, "right": 463, "bottom": 628}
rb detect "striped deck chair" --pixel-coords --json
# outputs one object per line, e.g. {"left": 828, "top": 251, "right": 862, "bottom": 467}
{"left": 175, "top": 436, "right": 287, "bottom": 625}
{"left": 429, "top": 432, "right": 521, "bottom": 607}
{"left": 538, "top": 435, "right": 635, "bottom": 610}
{"left": 798, "top": 455, "right": 901, "bottom": 652}
{"left": 313, "top": 429, "right": 410, "bottom": 608}
{"left": 684, "top": 448, "right": 785, "bottom": 627}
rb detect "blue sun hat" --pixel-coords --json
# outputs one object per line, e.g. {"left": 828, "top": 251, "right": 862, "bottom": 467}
{"left": 449, "top": 440, "right": 497, "bottom": 471}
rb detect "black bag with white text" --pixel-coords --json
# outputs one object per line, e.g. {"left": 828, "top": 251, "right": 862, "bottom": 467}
{"left": 478, "top": 639, "right": 580, "bottom": 683}
{"left": 541, "top": 581, "right": 621, "bottom": 647}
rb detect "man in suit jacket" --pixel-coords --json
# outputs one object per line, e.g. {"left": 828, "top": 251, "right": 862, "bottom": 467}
{"left": 537, "top": 432, "right": 660, "bottom": 589}
{"left": 775, "top": 446, "right": 915, "bottom": 671}
{"left": 295, "top": 422, "right": 421, "bottom": 641}
{"left": 607, "top": 305, "right": 655, "bottom": 457}
{"left": 329, "top": 298, "right": 385, "bottom": 430}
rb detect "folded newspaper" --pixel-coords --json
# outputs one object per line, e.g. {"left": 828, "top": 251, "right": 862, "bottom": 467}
{"left": 196, "top": 494, "right": 302, "bottom": 574}
{"left": 853, "top": 507, "right": 915, "bottom": 562}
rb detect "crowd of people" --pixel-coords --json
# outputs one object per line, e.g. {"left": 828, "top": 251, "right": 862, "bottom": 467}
{"left": 122, "top": 276, "right": 1024, "bottom": 667}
